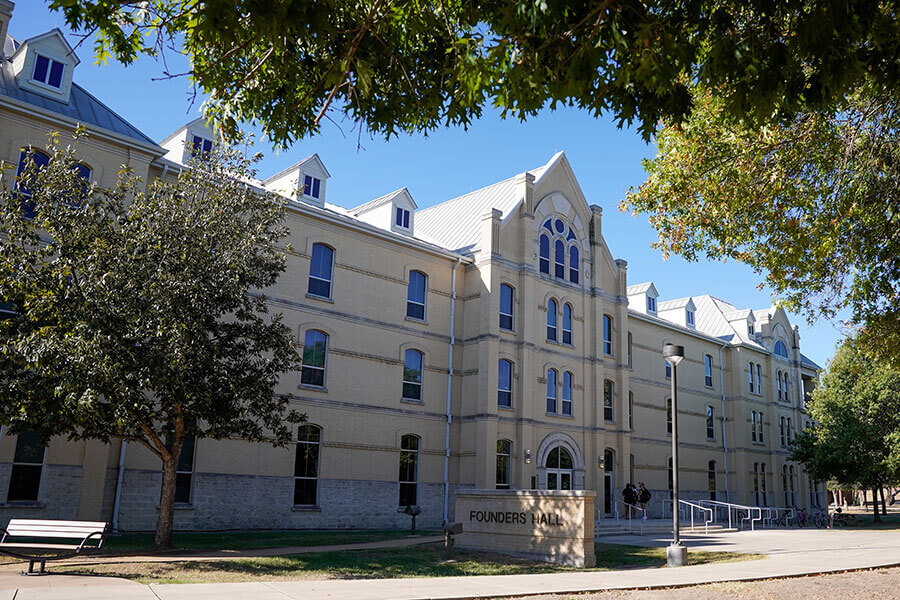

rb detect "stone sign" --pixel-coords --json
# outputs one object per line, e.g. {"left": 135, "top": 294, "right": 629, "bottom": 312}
{"left": 454, "top": 489, "right": 595, "bottom": 567}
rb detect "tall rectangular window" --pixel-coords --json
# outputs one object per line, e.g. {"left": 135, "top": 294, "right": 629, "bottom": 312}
{"left": 308, "top": 243, "right": 334, "bottom": 298}
{"left": 686, "top": 309, "right": 695, "bottom": 326}
{"left": 562, "top": 371, "right": 573, "bottom": 416}
{"left": 666, "top": 398, "right": 672, "bottom": 434}
{"left": 406, "top": 270, "right": 427, "bottom": 320}
{"left": 756, "top": 364, "right": 762, "bottom": 395}
{"left": 402, "top": 349, "right": 424, "bottom": 401}
{"left": 757, "top": 412, "right": 765, "bottom": 443}
{"left": 602, "top": 314, "right": 613, "bottom": 355}
{"left": 300, "top": 329, "right": 328, "bottom": 387}
{"left": 562, "top": 304, "right": 573, "bottom": 345}
{"left": 7, "top": 431, "right": 44, "bottom": 502}
{"left": 748, "top": 362, "right": 755, "bottom": 393}
{"left": 395, "top": 206, "right": 410, "bottom": 228}
{"left": 627, "top": 332, "right": 633, "bottom": 368}
{"left": 647, "top": 296, "right": 656, "bottom": 313}
{"left": 780, "top": 416, "right": 786, "bottom": 446}
{"left": 191, "top": 135, "right": 213, "bottom": 157}
{"left": 399, "top": 435, "right": 419, "bottom": 506}
{"left": 751, "top": 411, "right": 757, "bottom": 442}
{"left": 706, "top": 405, "right": 715, "bottom": 440}
{"left": 174, "top": 436, "right": 195, "bottom": 504}
{"left": 294, "top": 425, "right": 321, "bottom": 506}
{"left": 603, "top": 380, "right": 614, "bottom": 421}
{"left": 498, "top": 359, "right": 513, "bottom": 407}
{"left": 628, "top": 391, "right": 634, "bottom": 429}
{"left": 546, "top": 299, "right": 558, "bottom": 341}
{"left": 499, "top": 284, "right": 514, "bottom": 331}
{"left": 496, "top": 440, "right": 511, "bottom": 489}
{"left": 546, "top": 369, "right": 558, "bottom": 414}
{"left": 704, "top": 355, "right": 713, "bottom": 387}
{"left": 708, "top": 460, "right": 717, "bottom": 501}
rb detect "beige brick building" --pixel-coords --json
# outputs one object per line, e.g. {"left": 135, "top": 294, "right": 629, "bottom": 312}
{"left": 0, "top": 5, "right": 823, "bottom": 531}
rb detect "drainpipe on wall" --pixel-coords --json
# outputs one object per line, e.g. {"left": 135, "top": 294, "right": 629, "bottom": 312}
{"left": 718, "top": 343, "right": 730, "bottom": 502}
{"left": 443, "top": 258, "right": 460, "bottom": 524}
{"left": 111, "top": 440, "right": 127, "bottom": 532}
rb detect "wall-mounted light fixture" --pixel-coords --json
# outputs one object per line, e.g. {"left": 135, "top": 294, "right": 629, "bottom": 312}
{"left": 524, "top": 449, "right": 532, "bottom": 464}
{"left": 598, "top": 455, "right": 605, "bottom": 469}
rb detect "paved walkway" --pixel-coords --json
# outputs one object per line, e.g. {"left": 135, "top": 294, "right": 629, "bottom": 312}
{"left": 2, "top": 528, "right": 900, "bottom": 599}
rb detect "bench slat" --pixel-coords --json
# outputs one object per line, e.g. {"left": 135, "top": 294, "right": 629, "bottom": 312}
{"left": 0, "top": 543, "right": 80, "bottom": 551}
{"left": 5, "top": 519, "right": 107, "bottom": 540}
{"left": 7, "top": 519, "right": 107, "bottom": 528}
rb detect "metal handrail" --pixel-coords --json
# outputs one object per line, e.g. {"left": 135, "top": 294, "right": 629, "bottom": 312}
{"left": 613, "top": 499, "right": 645, "bottom": 535}
{"left": 679, "top": 499, "right": 713, "bottom": 533}
{"left": 698, "top": 499, "right": 762, "bottom": 531}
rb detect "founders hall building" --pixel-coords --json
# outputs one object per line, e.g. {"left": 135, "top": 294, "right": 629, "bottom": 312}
{"left": 0, "top": 4, "right": 823, "bottom": 531}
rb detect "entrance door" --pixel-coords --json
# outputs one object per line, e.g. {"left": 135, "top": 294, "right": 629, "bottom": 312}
{"left": 545, "top": 446, "right": 573, "bottom": 490}
{"left": 604, "top": 448, "right": 614, "bottom": 515}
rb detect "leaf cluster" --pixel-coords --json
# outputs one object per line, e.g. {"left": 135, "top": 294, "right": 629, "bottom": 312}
{"left": 0, "top": 135, "right": 303, "bottom": 460}
{"left": 47, "top": 0, "right": 900, "bottom": 145}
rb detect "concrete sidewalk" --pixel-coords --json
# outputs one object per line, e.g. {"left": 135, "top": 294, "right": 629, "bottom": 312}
{"left": 3, "top": 528, "right": 900, "bottom": 599}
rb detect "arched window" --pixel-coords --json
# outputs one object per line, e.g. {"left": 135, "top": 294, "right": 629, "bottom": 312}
{"left": 499, "top": 284, "right": 514, "bottom": 331}
{"left": 708, "top": 460, "right": 717, "bottom": 501}
{"left": 546, "top": 368, "right": 558, "bottom": 414}
{"left": 498, "top": 359, "right": 513, "bottom": 407}
{"left": 602, "top": 314, "right": 613, "bottom": 355}
{"left": 569, "top": 245, "right": 580, "bottom": 284}
{"left": 15, "top": 148, "right": 50, "bottom": 219}
{"left": 666, "top": 398, "right": 672, "bottom": 434}
{"left": 751, "top": 411, "right": 758, "bottom": 442}
{"left": 294, "top": 425, "right": 321, "bottom": 506}
{"left": 748, "top": 361, "right": 755, "bottom": 393}
{"left": 780, "top": 417, "right": 786, "bottom": 446}
{"left": 757, "top": 411, "right": 765, "bottom": 443}
{"left": 399, "top": 434, "right": 419, "bottom": 506}
{"left": 308, "top": 243, "right": 334, "bottom": 299}
{"left": 704, "top": 355, "right": 713, "bottom": 387}
{"left": 546, "top": 445, "right": 574, "bottom": 490}
{"left": 777, "top": 371, "right": 783, "bottom": 400}
{"left": 757, "top": 363, "right": 763, "bottom": 394}
{"left": 546, "top": 298, "right": 558, "bottom": 341}
{"left": 706, "top": 405, "right": 715, "bottom": 440}
{"left": 787, "top": 418, "right": 792, "bottom": 443}
{"left": 628, "top": 391, "right": 634, "bottom": 429}
{"left": 406, "top": 270, "right": 427, "bottom": 320}
{"left": 300, "top": 329, "right": 328, "bottom": 387}
{"left": 603, "top": 379, "right": 614, "bottom": 421}
{"left": 402, "top": 349, "right": 424, "bottom": 401}
{"left": 562, "top": 371, "right": 573, "bottom": 416}
{"left": 539, "top": 234, "right": 550, "bottom": 274}
{"left": 554, "top": 239, "right": 566, "bottom": 278}
{"left": 496, "top": 440, "right": 512, "bottom": 489}
{"left": 562, "top": 303, "right": 573, "bottom": 345}
{"left": 774, "top": 340, "right": 789, "bottom": 358}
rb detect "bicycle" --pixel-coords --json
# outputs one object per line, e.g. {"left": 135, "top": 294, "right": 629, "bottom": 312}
{"left": 812, "top": 508, "right": 828, "bottom": 528}
{"left": 795, "top": 508, "right": 809, "bottom": 527}
{"left": 774, "top": 511, "right": 793, "bottom": 527}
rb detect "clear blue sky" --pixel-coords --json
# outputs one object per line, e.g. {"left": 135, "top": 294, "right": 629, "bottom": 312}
{"left": 18, "top": 3, "right": 846, "bottom": 368}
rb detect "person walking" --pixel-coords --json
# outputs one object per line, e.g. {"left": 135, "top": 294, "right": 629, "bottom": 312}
{"left": 638, "top": 482, "right": 652, "bottom": 520}
{"left": 623, "top": 483, "right": 637, "bottom": 518}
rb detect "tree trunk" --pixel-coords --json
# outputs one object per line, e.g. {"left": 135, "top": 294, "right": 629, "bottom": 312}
{"left": 872, "top": 487, "right": 881, "bottom": 522}
{"left": 880, "top": 487, "right": 887, "bottom": 515}
{"left": 154, "top": 454, "right": 178, "bottom": 549}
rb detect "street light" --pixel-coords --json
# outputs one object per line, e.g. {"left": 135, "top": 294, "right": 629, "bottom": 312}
{"left": 663, "top": 343, "right": 686, "bottom": 567}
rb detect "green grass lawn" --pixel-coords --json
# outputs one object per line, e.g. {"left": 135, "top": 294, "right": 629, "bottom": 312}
{"left": 55, "top": 542, "right": 761, "bottom": 584}
{"left": 836, "top": 512, "right": 900, "bottom": 530}
{"left": 101, "top": 529, "right": 438, "bottom": 554}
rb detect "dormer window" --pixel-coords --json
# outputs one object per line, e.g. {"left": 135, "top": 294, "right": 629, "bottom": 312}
{"left": 304, "top": 175, "right": 321, "bottom": 200}
{"left": 647, "top": 296, "right": 657, "bottom": 313}
{"left": 191, "top": 135, "right": 213, "bottom": 158}
{"left": 395, "top": 206, "right": 410, "bottom": 229}
{"left": 686, "top": 309, "right": 695, "bottom": 327}
{"left": 32, "top": 54, "right": 65, "bottom": 89}
{"left": 748, "top": 322, "right": 755, "bottom": 335}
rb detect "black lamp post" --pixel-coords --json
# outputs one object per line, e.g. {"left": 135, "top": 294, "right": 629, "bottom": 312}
{"left": 663, "top": 343, "right": 687, "bottom": 567}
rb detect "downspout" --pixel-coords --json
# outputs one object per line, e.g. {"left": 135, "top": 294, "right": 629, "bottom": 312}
{"left": 719, "top": 343, "right": 730, "bottom": 502}
{"left": 443, "top": 258, "right": 460, "bottom": 524}
{"left": 111, "top": 440, "right": 127, "bottom": 532}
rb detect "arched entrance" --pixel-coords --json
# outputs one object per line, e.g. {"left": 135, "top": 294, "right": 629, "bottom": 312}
{"left": 535, "top": 432, "right": 585, "bottom": 490}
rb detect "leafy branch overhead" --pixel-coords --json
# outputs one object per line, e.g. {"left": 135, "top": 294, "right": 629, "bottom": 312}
{"left": 0, "top": 134, "right": 302, "bottom": 547}
{"left": 49, "top": 0, "right": 900, "bottom": 145}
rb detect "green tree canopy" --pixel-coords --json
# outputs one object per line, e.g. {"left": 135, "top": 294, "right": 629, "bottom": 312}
{"left": 624, "top": 82, "right": 900, "bottom": 363}
{"left": 0, "top": 134, "right": 302, "bottom": 547}
{"left": 790, "top": 339, "right": 900, "bottom": 520}
{"left": 48, "top": 0, "right": 900, "bottom": 144}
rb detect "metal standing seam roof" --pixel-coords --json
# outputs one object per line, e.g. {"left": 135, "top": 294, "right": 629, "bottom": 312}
{"left": 350, "top": 187, "right": 414, "bottom": 215}
{"left": 627, "top": 282, "right": 656, "bottom": 295}
{"left": 1, "top": 36, "right": 160, "bottom": 150}
{"left": 657, "top": 297, "right": 694, "bottom": 310}
{"left": 414, "top": 153, "right": 561, "bottom": 254}
{"left": 800, "top": 353, "right": 822, "bottom": 370}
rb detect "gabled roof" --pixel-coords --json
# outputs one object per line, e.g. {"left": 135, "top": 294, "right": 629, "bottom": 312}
{"left": 0, "top": 36, "right": 160, "bottom": 150}
{"left": 800, "top": 353, "right": 822, "bottom": 370}
{"left": 658, "top": 297, "right": 694, "bottom": 310}
{"left": 10, "top": 29, "right": 80, "bottom": 66}
{"left": 723, "top": 308, "right": 755, "bottom": 322}
{"left": 690, "top": 295, "right": 768, "bottom": 350}
{"left": 159, "top": 116, "right": 208, "bottom": 147}
{"left": 627, "top": 282, "right": 658, "bottom": 296}
{"left": 351, "top": 187, "right": 416, "bottom": 215}
{"left": 414, "top": 152, "right": 563, "bottom": 253}
{"left": 263, "top": 153, "right": 330, "bottom": 183}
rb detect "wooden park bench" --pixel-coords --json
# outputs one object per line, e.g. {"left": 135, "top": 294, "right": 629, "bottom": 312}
{"left": 0, "top": 519, "right": 108, "bottom": 575}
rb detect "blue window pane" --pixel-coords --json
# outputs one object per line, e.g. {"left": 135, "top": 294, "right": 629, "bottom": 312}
{"left": 542, "top": 219, "right": 553, "bottom": 232}
{"left": 563, "top": 304, "right": 572, "bottom": 345}
{"left": 554, "top": 219, "right": 564, "bottom": 233}
{"left": 312, "top": 178, "right": 321, "bottom": 198}
{"left": 407, "top": 271, "right": 426, "bottom": 319}
{"left": 16, "top": 149, "right": 50, "bottom": 219}
{"left": 498, "top": 359, "right": 512, "bottom": 407}
{"left": 546, "top": 369, "right": 557, "bottom": 413}
{"left": 308, "top": 244, "right": 333, "bottom": 297}
{"left": 48, "top": 60, "right": 64, "bottom": 88}
{"left": 304, "top": 175, "right": 313, "bottom": 196}
{"left": 554, "top": 239, "right": 565, "bottom": 278}
{"left": 403, "top": 209, "right": 410, "bottom": 228}
{"left": 547, "top": 298, "right": 557, "bottom": 341}
{"left": 567, "top": 228, "right": 576, "bottom": 241}
{"left": 33, "top": 55, "right": 49, "bottom": 83}
{"left": 539, "top": 234, "right": 550, "bottom": 274}
{"left": 396, "top": 207, "right": 404, "bottom": 226}
{"left": 203, "top": 139, "right": 213, "bottom": 154}
{"left": 569, "top": 246, "right": 580, "bottom": 284}
{"left": 499, "top": 284, "right": 513, "bottom": 330}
